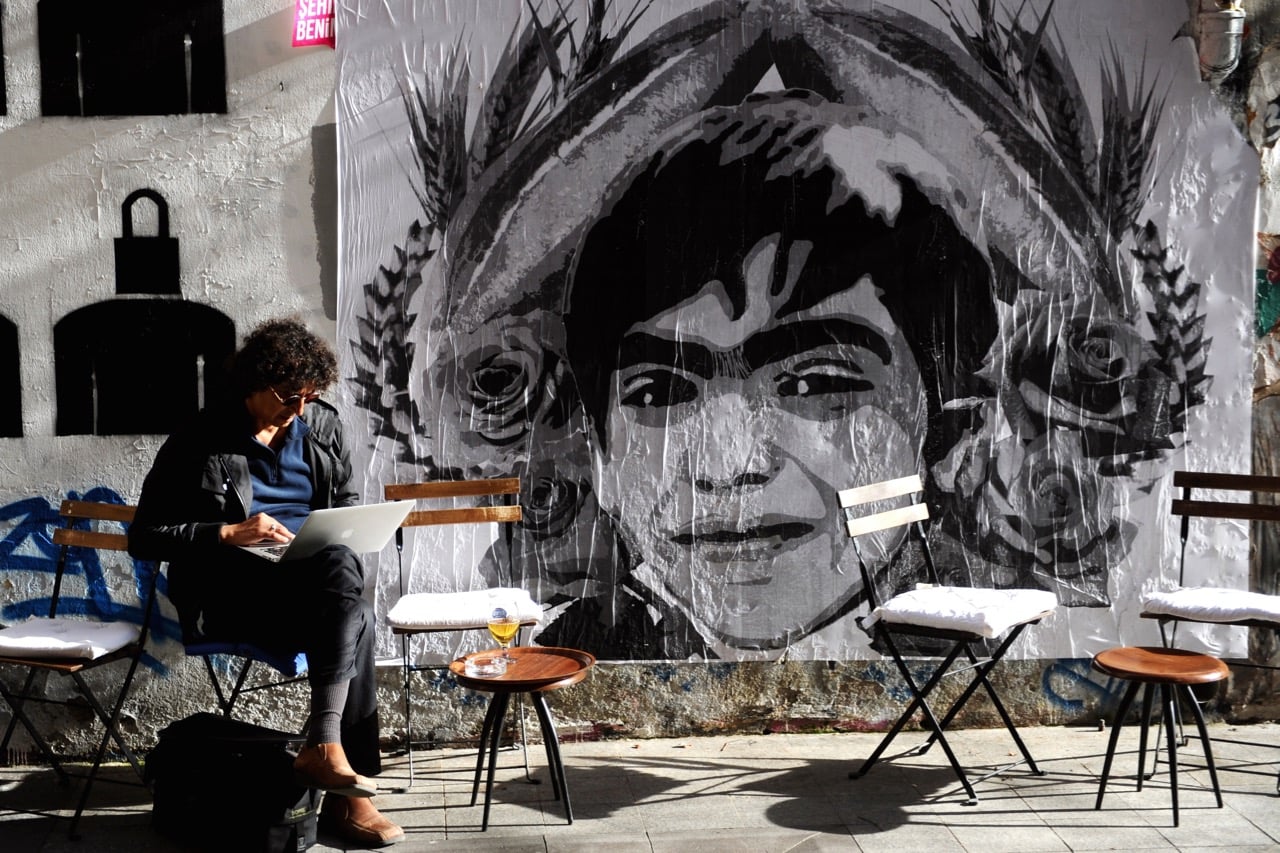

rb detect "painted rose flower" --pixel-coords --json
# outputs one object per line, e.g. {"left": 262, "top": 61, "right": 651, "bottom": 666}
{"left": 522, "top": 463, "right": 588, "bottom": 542}
{"left": 948, "top": 429, "right": 1134, "bottom": 606}
{"left": 987, "top": 294, "right": 1173, "bottom": 458}
{"left": 490, "top": 462, "right": 629, "bottom": 619}
{"left": 432, "top": 311, "right": 570, "bottom": 455}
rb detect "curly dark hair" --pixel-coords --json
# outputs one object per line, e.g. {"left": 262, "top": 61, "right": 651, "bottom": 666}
{"left": 229, "top": 318, "right": 338, "bottom": 397}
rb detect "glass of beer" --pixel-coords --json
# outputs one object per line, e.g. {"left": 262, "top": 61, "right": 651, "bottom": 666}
{"left": 487, "top": 606, "right": 520, "bottom": 664}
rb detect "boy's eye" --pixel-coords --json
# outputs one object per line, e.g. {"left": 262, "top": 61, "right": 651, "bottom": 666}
{"left": 776, "top": 359, "right": 873, "bottom": 397}
{"left": 618, "top": 370, "right": 699, "bottom": 408}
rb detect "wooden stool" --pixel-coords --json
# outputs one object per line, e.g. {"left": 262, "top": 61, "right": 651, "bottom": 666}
{"left": 1093, "top": 646, "right": 1229, "bottom": 826}
{"left": 450, "top": 646, "right": 595, "bottom": 830}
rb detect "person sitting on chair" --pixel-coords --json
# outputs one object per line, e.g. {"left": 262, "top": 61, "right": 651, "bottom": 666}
{"left": 129, "top": 318, "right": 403, "bottom": 848}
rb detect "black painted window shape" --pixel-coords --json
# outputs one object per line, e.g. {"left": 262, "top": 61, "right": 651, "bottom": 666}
{"left": 54, "top": 188, "right": 235, "bottom": 436}
{"left": 0, "top": 314, "right": 19, "bottom": 437}
{"left": 38, "top": 0, "right": 227, "bottom": 117}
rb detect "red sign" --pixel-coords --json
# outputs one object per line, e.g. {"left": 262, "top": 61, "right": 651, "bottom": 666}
{"left": 293, "top": 0, "right": 335, "bottom": 48}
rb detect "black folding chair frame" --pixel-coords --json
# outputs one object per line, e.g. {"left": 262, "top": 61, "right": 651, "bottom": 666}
{"left": 852, "top": 618, "right": 1045, "bottom": 801}
{"left": 0, "top": 500, "right": 159, "bottom": 838}
{"left": 841, "top": 475, "right": 1048, "bottom": 802}
{"left": 384, "top": 478, "right": 531, "bottom": 791}
{"left": 1141, "top": 470, "right": 1280, "bottom": 794}
{"left": 188, "top": 644, "right": 308, "bottom": 719}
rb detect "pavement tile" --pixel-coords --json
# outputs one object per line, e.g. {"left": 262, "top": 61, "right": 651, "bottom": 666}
{"left": 948, "top": 821, "right": 1069, "bottom": 852}
{"left": 1050, "top": 822, "right": 1191, "bottom": 851}
{"left": 849, "top": 819, "right": 965, "bottom": 852}
{"left": 1149, "top": 806, "right": 1280, "bottom": 846}
{"left": 648, "top": 825, "right": 861, "bottom": 852}
{"left": 2, "top": 723, "right": 1278, "bottom": 851}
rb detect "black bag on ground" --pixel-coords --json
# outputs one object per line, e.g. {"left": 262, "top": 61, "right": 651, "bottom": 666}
{"left": 145, "top": 712, "right": 320, "bottom": 852}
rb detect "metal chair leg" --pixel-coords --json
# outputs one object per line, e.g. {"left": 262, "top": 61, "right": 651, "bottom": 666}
{"left": 0, "top": 668, "right": 40, "bottom": 755}
{"left": 1096, "top": 680, "right": 1142, "bottom": 810}
{"left": 0, "top": 676, "right": 68, "bottom": 784}
{"left": 853, "top": 635, "right": 977, "bottom": 800}
{"left": 531, "top": 692, "right": 572, "bottom": 823}
{"left": 1137, "top": 684, "right": 1155, "bottom": 789}
{"left": 513, "top": 693, "right": 538, "bottom": 784}
{"left": 927, "top": 627, "right": 1042, "bottom": 775}
{"left": 470, "top": 693, "right": 505, "bottom": 806}
{"left": 1182, "top": 684, "right": 1224, "bottom": 808}
{"left": 1160, "top": 684, "right": 1181, "bottom": 827}
{"left": 399, "top": 633, "right": 415, "bottom": 791}
{"left": 476, "top": 693, "right": 511, "bottom": 831}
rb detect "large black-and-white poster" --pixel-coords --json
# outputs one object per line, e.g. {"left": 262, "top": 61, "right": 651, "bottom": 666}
{"left": 337, "top": 0, "right": 1256, "bottom": 662}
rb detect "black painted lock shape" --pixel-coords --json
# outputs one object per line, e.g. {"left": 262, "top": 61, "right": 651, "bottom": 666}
{"left": 114, "top": 188, "right": 180, "bottom": 295}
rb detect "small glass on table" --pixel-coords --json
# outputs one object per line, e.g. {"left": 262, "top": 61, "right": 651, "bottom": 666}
{"left": 486, "top": 607, "right": 521, "bottom": 664}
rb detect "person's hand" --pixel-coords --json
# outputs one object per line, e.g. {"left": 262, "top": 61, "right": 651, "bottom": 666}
{"left": 219, "top": 514, "right": 295, "bottom": 546}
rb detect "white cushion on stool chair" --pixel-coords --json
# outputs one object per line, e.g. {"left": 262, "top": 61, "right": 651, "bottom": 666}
{"left": 0, "top": 617, "right": 141, "bottom": 660}
{"left": 863, "top": 586, "right": 1058, "bottom": 638}
{"left": 1141, "top": 586, "right": 1280, "bottom": 624}
{"left": 388, "top": 587, "right": 542, "bottom": 631}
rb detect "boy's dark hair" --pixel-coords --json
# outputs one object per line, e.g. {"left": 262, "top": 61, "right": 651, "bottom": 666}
{"left": 564, "top": 92, "right": 999, "bottom": 466}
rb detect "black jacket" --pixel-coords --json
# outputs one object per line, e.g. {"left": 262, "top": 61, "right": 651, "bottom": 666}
{"left": 128, "top": 400, "right": 358, "bottom": 615}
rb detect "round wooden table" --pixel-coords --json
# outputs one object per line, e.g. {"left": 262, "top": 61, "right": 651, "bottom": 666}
{"left": 449, "top": 646, "right": 595, "bottom": 830}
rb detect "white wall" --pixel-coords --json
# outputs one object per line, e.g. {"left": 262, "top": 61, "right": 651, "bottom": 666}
{"left": 0, "top": 1, "right": 337, "bottom": 745}
{"left": 0, "top": 0, "right": 334, "bottom": 509}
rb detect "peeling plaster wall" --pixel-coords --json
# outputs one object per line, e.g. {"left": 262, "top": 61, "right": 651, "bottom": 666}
{"left": 0, "top": 0, "right": 1276, "bottom": 761}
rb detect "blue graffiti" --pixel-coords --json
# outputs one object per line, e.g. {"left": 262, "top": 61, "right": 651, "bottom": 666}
{"left": 860, "top": 659, "right": 941, "bottom": 703}
{"left": 0, "top": 488, "right": 183, "bottom": 674}
{"left": 647, "top": 662, "right": 697, "bottom": 691}
{"left": 649, "top": 663, "right": 678, "bottom": 684}
{"left": 706, "top": 662, "right": 736, "bottom": 680}
{"left": 1041, "top": 658, "right": 1128, "bottom": 716}
{"left": 425, "top": 668, "right": 463, "bottom": 694}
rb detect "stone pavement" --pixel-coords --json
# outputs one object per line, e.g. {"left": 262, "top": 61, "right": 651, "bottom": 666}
{"left": 2, "top": 723, "right": 1278, "bottom": 851}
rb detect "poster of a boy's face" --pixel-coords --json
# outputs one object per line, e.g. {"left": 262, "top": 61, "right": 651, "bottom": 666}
{"left": 566, "top": 94, "right": 998, "bottom": 650}
{"left": 336, "top": 0, "right": 1254, "bottom": 663}
{"left": 591, "top": 250, "right": 926, "bottom": 648}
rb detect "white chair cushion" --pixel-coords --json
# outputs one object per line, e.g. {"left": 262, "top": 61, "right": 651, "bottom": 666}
{"left": 1141, "top": 587, "right": 1280, "bottom": 625}
{"left": 0, "top": 617, "right": 141, "bottom": 660}
{"left": 388, "top": 587, "right": 542, "bottom": 631}
{"left": 864, "top": 586, "right": 1058, "bottom": 638}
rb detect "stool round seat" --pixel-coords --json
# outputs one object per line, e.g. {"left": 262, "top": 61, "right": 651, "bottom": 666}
{"left": 1091, "top": 645, "right": 1228, "bottom": 826}
{"left": 1092, "top": 646, "right": 1229, "bottom": 685}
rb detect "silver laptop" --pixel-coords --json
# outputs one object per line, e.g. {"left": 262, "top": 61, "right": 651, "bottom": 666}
{"left": 239, "top": 501, "right": 414, "bottom": 562}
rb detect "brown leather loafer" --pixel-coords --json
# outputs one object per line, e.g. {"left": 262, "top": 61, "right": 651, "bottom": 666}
{"left": 319, "top": 795, "right": 404, "bottom": 847}
{"left": 293, "top": 743, "right": 377, "bottom": 797}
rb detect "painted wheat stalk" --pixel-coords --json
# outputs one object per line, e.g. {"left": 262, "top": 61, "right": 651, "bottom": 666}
{"left": 350, "top": 221, "right": 429, "bottom": 463}
{"left": 469, "top": 11, "right": 569, "bottom": 179}
{"left": 940, "top": 0, "right": 1202, "bottom": 448}
{"left": 1098, "top": 45, "right": 1166, "bottom": 243}
{"left": 402, "top": 43, "right": 470, "bottom": 232}
{"left": 1133, "top": 221, "right": 1210, "bottom": 429}
{"left": 353, "top": 2, "right": 651, "bottom": 462}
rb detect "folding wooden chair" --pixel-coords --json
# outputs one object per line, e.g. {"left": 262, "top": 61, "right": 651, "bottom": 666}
{"left": 1139, "top": 470, "right": 1280, "bottom": 793}
{"left": 0, "top": 499, "right": 158, "bottom": 838}
{"left": 839, "top": 474, "right": 1058, "bottom": 802}
{"left": 19, "top": 500, "right": 304, "bottom": 721}
{"left": 383, "top": 477, "right": 541, "bottom": 789}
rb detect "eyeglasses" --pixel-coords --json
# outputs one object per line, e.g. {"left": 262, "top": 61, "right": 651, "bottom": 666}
{"left": 270, "top": 387, "right": 322, "bottom": 408}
